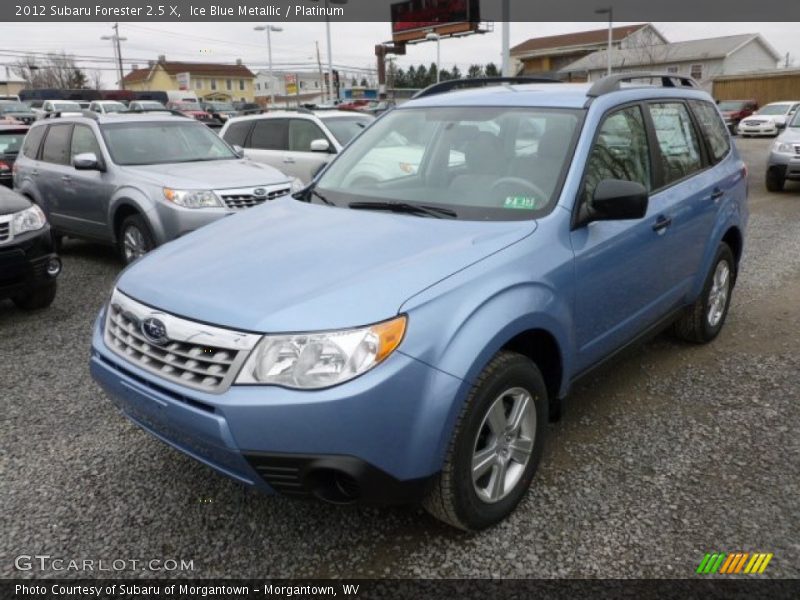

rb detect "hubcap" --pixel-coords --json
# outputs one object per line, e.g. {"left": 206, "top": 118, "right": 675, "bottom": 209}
{"left": 123, "top": 226, "right": 148, "bottom": 263}
{"left": 471, "top": 387, "right": 536, "bottom": 504}
{"left": 707, "top": 260, "right": 731, "bottom": 328}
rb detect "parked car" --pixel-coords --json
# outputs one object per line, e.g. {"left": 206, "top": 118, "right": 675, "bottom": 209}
{"left": 0, "top": 100, "right": 37, "bottom": 124}
{"left": 14, "top": 113, "right": 300, "bottom": 264}
{"left": 40, "top": 100, "right": 83, "bottom": 119}
{"left": 219, "top": 110, "right": 374, "bottom": 183}
{"left": 0, "top": 94, "right": 21, "bottom": 102}
{"left": 233, "top": 101, "right": 263, "bottom": 115}
{"left": 0, "top": 185, "right": 61, "bottom": 309}
{"left": 0, "top": 123, "right": 28, "bottom": 187}
{"left": 737, "top": 101, "right": 800, "bottom": 137}
{"left": 765, "top": 109, "right": 800, "bottom": 191}
{"left": 88, "top": 100, "right": 128, "bottom": 115}
{"left": 201, "top": 101, "right": 239, "bottom": 123}
{"left": 717, "top": 99, "right": 757, "bottom": 134}
{"left": 90, "top": 73, "right": 748, "bottom": 530}
{"left": 166, "top": 101, "right": 214, "bottom": 124}
{"left": 127, "top": 100, "right": 167, "bottom": 112}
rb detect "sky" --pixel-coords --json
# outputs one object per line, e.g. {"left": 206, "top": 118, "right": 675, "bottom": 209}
{"left": 1, "top": 22, "right": 798, "bottom": 86}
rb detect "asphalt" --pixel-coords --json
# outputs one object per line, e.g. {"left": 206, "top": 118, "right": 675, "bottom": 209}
{"left": 1, "top": 136, "right": 798, "bottom": 579}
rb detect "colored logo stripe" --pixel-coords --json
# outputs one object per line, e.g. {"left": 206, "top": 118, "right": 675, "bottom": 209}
{"left": 697, "top": 552, "right": 773, "bottom": 574}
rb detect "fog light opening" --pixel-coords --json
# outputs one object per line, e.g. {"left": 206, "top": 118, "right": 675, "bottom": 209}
{"left": 46, "top": 258, "right": 61, "bottom": 277}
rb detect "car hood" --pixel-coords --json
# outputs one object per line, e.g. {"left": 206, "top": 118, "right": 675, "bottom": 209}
{"left": 117, "top": 196, "right": 535, "bottom": 332}
{"left": 0, "top": 185, "right": 31, "bottom": 215}
{"left": 119, "top": 159, "right": 290, "bottom": 190}
{"left": 745, "top": 115, "right": 784, "bottom": 123}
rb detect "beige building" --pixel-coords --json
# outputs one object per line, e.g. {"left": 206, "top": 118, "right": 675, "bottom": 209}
{"left": 122, "top": 57, "right": 256, "bottom": 102}
{"left": 0, "top": 67, "right": 25, "bottom": 97}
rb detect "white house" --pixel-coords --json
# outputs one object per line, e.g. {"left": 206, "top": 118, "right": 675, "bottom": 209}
{"left": 559, "top": 34, "right": 782, "bottom": 91}
{"left": 254, "top": 70, "right": 326, "bottom": 107}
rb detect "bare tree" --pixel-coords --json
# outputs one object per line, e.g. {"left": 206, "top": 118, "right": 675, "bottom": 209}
{"left": 12, "top": 52, "right": 90, "bottom": 89}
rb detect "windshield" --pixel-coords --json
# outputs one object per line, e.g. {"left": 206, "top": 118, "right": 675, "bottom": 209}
{"left": 757, "top": 104, "right": 792, "bottom": 116}
{"left": 174, "top": 102, "right": 203, "bottom": 111}
{"left": 209, "top": 102, "right": 235, "bottom": 111}
{"left": 314, "top": 106, "right": 582, "bottom": 221}
{"left": 0, "top": 102, "right": 30, "bottom": 113}
{"left": 717, "top": 101, "right": 747, "bottom": 111}
{"left": 136, "top": 102, "right": 165, "bottom": 110}
{"left": 320, "top": 115, "right": 372, "bottom": 145}
{"left": 102, "top": 121, "right": 237, "bottom": 166}
{"left": 103, "top": 103, "right": 127, "bottom": 113}
{"left": 52, "top": 102, "right": 81, "bottom": 111}
{"left": 0, "top": 131, "right": 26, "bottom": 154}
{"left": 790, "top": 110, "right": 800, "bottom": 127}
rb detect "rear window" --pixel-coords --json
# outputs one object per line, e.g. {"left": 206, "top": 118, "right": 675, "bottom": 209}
{"left": 22, "top": 125, "right": 46, "bottom": 158}
{"left": 0, "top": 131, "right": 27, "bottom": 154}
{"left": 690, "top": 100, "right": 731, "bottom": 164}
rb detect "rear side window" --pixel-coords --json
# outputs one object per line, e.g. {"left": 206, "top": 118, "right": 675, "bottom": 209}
{"left": 21, "top": 125, "right": 46, "bottom": 158}
{"left": 648, "top": 103, "right": 703, "bottom": 186}
{"left": 249, "top": 119, "right": 288, "bottom": 150}
{"left": 41, "top": 124, "right": 73, "bottom": 165}
{"left": 221, "top": 120, "right": 253, "bottom": 147}
{"left": 689, "top": 100, "right": 730, "bottom": 163}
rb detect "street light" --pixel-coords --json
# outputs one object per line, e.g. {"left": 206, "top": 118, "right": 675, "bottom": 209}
{"left": 254, "top": 24, "right": 283, "bottom": 107}
{"left": 324, "top": 0, "right": 348, "bottom": 103}
{"left": 595, "top": 7, "right": 613, "bottom": 76}
{"left": 101, "top": 22, "right": 127, "bottom": 89}
{"left": 426, "top": 32, "right": 441, "bottom": 83}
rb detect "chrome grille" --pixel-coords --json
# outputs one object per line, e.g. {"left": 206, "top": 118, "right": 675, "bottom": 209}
{"left": 794, "top": 144, "right": 800, "bottom": 156}
{"left": 0, "top": 216, "right": 11, "bottom": 244}
{"left": 104, "top": 289, "right": 260, "bottom": 394}
{"left": 220, "top": 186, "right": 291, "bottom": 210}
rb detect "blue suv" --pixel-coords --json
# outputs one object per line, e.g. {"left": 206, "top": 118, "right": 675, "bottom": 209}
{"left": 90, "top": 73, "right": 748, "bottom": 530}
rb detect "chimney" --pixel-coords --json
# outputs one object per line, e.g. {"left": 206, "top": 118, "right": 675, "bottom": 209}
{"left": 148, "top": 60, "right": 155, "bottom": 67}
{"left": 131, "top": 64, "right": 139, "bottom": 70}
{"left": 158, "top": 54, "right": 166, "bottom": 64}
{"left": 236, "top": 58, "right": 242, "bottom": 65}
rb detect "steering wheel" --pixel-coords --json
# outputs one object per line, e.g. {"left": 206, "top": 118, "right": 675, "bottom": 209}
{"left": 490, "top": 177, "right": 547, "bottom": 205}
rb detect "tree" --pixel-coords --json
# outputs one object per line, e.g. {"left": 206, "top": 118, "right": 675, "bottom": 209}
{"left": 406, "top": 65, "right": 416, "bottom": 88}
{"left": 467, "top": 64, "right": 484, "bottom": 79}
{"left": 360, "top": 77, "right": 368, "bottom": 87}
{"left": 451, "top": 65, "right": 462, "bottom": 80}
{"left": 428, "top": 62, "right": 438, "bottom": 85}
{"left": 414, "top": 64, "right": 428, "bottom": 88}
{"left": 484, "top": 62, "right": 500, "bottom": 77}
{"left": 12, "top": 52, "right": 91, "bottom": 89}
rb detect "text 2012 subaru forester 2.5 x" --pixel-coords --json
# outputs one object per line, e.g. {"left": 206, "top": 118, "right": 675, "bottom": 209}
{"left": 90, "top": 73, "right": 748, "bottom": 530}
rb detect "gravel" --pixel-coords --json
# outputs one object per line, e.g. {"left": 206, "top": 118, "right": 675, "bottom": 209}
{"left": 1, "top": 137, "right": 798, "bottom": 579}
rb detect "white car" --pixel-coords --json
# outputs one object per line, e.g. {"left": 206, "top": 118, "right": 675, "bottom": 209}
{"left": 737, "top": 101, "right": 800, "bottom": 137}
{"left": 39, "top": 100, "right": 83, "bottom": 119}
{"left": 219, "top": 110, "right": 374, "bottom": 184}
{"left": 88, "top": 100, "right": 128, "bottom": 115}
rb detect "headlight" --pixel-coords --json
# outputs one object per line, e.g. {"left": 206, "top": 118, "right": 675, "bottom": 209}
{"left": 163, "top": 188, "right": 223, "bottom": 208}
{"left": 773, "top": 141, "right": 794, "bottom": 154}
{"left": 290, "top": 177, "right": 304, "bottom": 193}
{"left": 11, "top": 204, "right": 46, "bottom": 235}
{"left": 236, "top": 315, "right": 407, "bottom": 389}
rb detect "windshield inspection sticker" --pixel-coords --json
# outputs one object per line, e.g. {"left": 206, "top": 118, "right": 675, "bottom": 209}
{"left": 504, "top": 196, "right": 539, "bottom": 210}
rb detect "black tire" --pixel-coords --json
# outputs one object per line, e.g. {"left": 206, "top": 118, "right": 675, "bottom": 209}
{"left": 12, "top": 282, "right": 57, "bottom": 310}
{"left": 765, "top": 168, "right": 785, "bottom": 193}
{"left": 673, "top": 243, "right": 735, "bottom": 344}
{"left": 117, "top": 214, "right": 155, "bottom": 265}
{"left": 423, "top": 351, "right": 548, "bottom": 531}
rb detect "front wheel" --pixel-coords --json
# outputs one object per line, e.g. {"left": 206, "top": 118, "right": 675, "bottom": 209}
{"left": 118, "top": 214, "right": 155, "bottom": 265}
{"left": 423, "top": 351, "right": 548, "bottom": 531}
{"left": 765, "top": 167, "right": 785, "bottom": 192}
{"left": 673, "top": 243, "right": 735, "bottom": 344}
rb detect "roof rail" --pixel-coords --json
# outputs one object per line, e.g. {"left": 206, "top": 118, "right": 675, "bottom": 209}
{"left": 412, "top": 76, "right": 560, "bottom": 99}
{"left": 126, "top": 108, "right": 190, "bottom": 118}
{"left": 586, "top": 72, "right": 700, "bottom": 97}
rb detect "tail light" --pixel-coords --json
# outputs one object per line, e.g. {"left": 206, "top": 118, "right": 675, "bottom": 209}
{"left": 0, "top": 161, "right": 9, "bottom": 172}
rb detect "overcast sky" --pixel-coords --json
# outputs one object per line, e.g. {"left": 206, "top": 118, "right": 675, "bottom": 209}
{"left": 1, "top": 22, "right": 798, "bottom": 85}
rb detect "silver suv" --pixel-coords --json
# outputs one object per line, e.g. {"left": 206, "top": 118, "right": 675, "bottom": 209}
{"left": 14, "top": 113, "right": 298, "bottom": 263}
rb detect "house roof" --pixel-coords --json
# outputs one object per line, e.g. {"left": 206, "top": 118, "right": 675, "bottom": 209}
{"left": 510, "top": 24, "right": 650, "bottom": 57}
{"left": 123, "top": 61, "right": 255, "bottom": 84}
{"left": 560, "top": 34, "right": 781, "bottom": 73}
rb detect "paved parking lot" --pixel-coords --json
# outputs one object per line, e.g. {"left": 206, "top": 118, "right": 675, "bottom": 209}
{"left": 2, "top": 137, "right": 798, "bottom": 579}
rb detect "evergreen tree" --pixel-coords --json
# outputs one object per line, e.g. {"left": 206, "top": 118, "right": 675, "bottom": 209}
{"left": 484, "top": 62, "right": 500, "bottom": 77}
{"left": 467, "top": 64, "right": 484, "bottom": 79}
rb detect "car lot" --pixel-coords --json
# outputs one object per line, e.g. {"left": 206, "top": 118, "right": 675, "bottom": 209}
{"left": 1, "top": 136, "right": 798, "bottom": 577}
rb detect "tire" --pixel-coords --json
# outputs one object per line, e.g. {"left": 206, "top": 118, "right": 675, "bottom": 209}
{"left": 118, "top": 214, "right": 155, "bottom": 265}
{"left": 423, "top": 351, "right": 548, "bottom": 531}
{"left": 13, "top": 282, "right": 57, "bottom": 310}
{"left": 765, "top": 168, "right": 785, "bottom": 192}
{"left": 673, "top": 243, "right": 735, "bottom": 344}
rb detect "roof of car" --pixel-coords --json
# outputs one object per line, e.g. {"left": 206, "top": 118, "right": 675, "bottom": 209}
{"left": 0, "top": 123, "right": 29, "bottom": 131}
{"left": 228, "top": 109, "right": 369, "bottom": 123}
{"left": 31, "top": 113, "right": 192, "bottom": 126}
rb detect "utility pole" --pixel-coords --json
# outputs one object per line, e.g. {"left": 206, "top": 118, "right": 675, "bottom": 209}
{"left": 316, "top": 41, "right": 325, "bottom": 102}
{"left": 101, "top": 23, "right": 127, "bottom": 89}
{"left": 501, "top": 0, "right": 510, "bottom": 76}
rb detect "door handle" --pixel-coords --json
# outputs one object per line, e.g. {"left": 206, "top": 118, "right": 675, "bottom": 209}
{"left": 31, "top": 169, "right": 39, "bottom": 176}
{"left": 61, "top": 175, "right": 71, "bottom": 182}
{"left": 652, "top": 215, "right": 672, "bottom": 233}
{"left": 709, "top": 188, "right": 724, "bottom": 201}
{"left": 282, "top": 157, "right": 295, "bottom": 164}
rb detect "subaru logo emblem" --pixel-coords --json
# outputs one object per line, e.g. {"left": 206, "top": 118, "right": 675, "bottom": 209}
{"left": 141, "top": 317, "right": 169, "bottom": 345}
{"left": 253, "top": 188, "right": 267, "bottom": 198}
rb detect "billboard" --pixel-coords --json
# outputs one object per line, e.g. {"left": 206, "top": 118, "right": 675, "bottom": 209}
{"left": 176, "top": 72, "right": 191, "bottom": 91}
{"left": 391, "top": 0, "right": 480, "bottom": 43}
{"left": 284, "top": 73, "right": 298, "bottom": 96}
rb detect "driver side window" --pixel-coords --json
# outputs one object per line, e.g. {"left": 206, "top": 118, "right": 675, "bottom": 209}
{"left": 582, "top": 106, "right": 651, "bottom": 205}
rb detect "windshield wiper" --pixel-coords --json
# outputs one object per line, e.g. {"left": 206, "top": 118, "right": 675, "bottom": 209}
{"left": 348, "top": 201, "right": 457, "bottom": 219}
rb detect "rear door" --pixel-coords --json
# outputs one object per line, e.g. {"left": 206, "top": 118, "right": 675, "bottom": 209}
{"left": 37, "top": 123, "right": 75, "bottom": 232}
{"left": 241, "top": 118, "right": 289, "bottom": 175}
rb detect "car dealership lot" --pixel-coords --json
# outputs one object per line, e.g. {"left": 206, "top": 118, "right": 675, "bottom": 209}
{"left": 1, "top": 137, "right": 798, "bottom": 578}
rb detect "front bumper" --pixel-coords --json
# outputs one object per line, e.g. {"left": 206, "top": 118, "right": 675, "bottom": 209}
{"left": 738, "top": 122, "right": 779, "bottom": 136}
{"left": 0, "top": 224, "right": 60, "bottom": 298}
{"left": 151, "top": 202, "right": 235, "bottom": 245}
{"left": 768, "top": 151, "right": 800, "bottom": 180}
{"left": 89, "top": 309, "right": 462, "bottom": 503}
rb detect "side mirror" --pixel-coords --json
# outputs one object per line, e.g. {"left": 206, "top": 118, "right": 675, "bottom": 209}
{"left": 232, "top": 145, "right": 244, "bottom": 158}
{"left": 587, "top": 179, "right": 648, "bottom": 223}
{"left": 310, "top": 138, "right": 331, "bottom": 153}
{"left": 72, "top": 152, "right": 102, "bottom": 171}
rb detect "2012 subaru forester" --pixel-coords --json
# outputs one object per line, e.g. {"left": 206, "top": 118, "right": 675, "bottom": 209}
{"left": 90, "top": 73, "right": 748, "bottom": 530}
